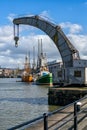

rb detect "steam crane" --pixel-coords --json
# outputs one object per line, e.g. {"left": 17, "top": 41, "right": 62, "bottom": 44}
{"left": 13, "top": 15, "right": 80, "bottom": 68}
{"left": 13, "top": 15, "right": 87, "bottom": 86}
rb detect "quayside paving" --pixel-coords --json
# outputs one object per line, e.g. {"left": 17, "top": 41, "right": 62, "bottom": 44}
{"left": 24, "top": 97, "right": 87, "bottom": 130}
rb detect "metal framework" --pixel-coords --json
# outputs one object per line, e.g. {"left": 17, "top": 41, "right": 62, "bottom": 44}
{"left": 13, "top": 15, "right": 80, "bottom": 67}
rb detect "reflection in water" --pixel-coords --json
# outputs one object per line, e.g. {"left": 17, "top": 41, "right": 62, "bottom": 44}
{"left": 0, "top": 97, "right": 47, "bottom": 105}
{"left": 0, "top": 78, "right": 59, "bottom": 130}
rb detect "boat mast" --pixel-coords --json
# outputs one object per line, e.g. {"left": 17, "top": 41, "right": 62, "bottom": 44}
{"left": 32, "top": 46, "right": 36, "bottom": 70}
{"left": 29, "top": 51, "right": 30, "bottom": 69}
{"left": 41, "top": 38, "right": 43, "bottom": 57}
{"left": 24, "top": 53, "right": 30, "bottom": 73}
{"left": 37, "top": 39, "right": 40, "bottom": 69}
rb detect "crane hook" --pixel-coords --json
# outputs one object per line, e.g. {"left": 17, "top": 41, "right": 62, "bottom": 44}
{"left": 14, "top": 36, "right": 19, "bottom": 47}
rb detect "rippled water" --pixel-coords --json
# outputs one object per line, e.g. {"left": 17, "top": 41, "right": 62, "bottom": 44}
{"left": 0, "top": 78, "right": 59, "bottom": 130}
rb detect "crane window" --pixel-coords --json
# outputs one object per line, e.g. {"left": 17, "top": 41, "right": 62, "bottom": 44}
{"left": 58, "top": 71, "right": 62, "bottom": 77}
{"left": 74, "top": 70, "right": 81, "bottom": 77}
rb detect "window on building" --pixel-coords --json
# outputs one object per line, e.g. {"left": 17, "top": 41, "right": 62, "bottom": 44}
{"left": 58, "top": 71, "right": 62, "bottom": 77}
{"left": 74, "top": 70, "right": 81, "bottom": 77}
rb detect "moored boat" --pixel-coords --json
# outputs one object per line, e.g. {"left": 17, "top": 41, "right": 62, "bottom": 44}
{"left": 36, "top": 70, "right": 53, "bottom": 86}
{"left": 22, "top": 72, "right": 33, "bottom": 82}
{"left": 22, "top": 53, "right": 33, "bottom": 82}
{"left": 35, "top": 39, "right": 53, "bottom": 86}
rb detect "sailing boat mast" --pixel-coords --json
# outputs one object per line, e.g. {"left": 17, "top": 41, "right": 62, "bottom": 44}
{"left": 37, "top": 39, "right": 40, "bottom": 69}
{"left": 41, "top": 38, "right": 43, "bottom": 57}
{"left": 28, "top": 51, "right": 31, "bottom": 73}
{"left": 22, "top": 52, "right": 33, "bottom": 82}
{"left": 37, "top": 38, "right": 48, "bottom": 69}
{"left": 24, "top": 52, "right": 31, "bottom": 73}
{"left": 32, "top": 46, "right": 36, "bottom": 70}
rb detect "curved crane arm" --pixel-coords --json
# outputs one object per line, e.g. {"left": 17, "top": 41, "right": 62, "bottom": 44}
{"left": 13, "top": 15, "right": 80, "bottom": 67}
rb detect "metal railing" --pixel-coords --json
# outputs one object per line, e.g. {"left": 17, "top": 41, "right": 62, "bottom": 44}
{"left": 8, "top": 95, "right": 87, "bottom": 130}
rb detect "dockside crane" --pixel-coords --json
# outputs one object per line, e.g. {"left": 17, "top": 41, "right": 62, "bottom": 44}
{"left": 13, "top": 15, "right": 80, "bottom": 68}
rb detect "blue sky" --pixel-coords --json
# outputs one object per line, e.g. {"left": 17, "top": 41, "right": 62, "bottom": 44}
{"left": 0, "top": 0, "right": 86, "bottom": 26}
{"left": 0, "top": 0, "right": 87, "bottom": 68}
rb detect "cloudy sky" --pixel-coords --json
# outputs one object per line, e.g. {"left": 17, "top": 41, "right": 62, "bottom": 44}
{"left": 0, "top": 0, "right": 87, "bottom": 69}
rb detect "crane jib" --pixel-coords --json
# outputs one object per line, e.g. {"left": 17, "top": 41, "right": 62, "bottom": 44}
{"left": 13, "top": 15, "right": 80, "bottom": 67}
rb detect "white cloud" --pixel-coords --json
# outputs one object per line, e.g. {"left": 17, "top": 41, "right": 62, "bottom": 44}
{"left": 40, "top": 11, "right": 49, "bottom": 16}
{"left": 59, "top": 22, "right": 87, "bottom": 59}
{"left": 0, "top": 14, "right": 87, "bottom": 68}
{"left": 39, "top": 10, "right": 55, "bottom": 23}
{"left": 17, "top": 34, "right": 60, "bottom": 62}
{"left": 60, "top": 22, "right": 83, "bottom": 34}
{"left": 0, "top": 50, "right": 11, "bottom": 55}
{"left": 68, "top": 34, "right": 87, "bottom": 58}
{"left": 7, "top": 13, "right": 17, "bottom": 22}
{"left": 0, "top": 25, "right": 13, "bottom": 36}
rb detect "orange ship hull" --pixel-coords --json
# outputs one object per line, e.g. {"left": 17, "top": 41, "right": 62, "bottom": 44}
{"left": 22, "top": 75, "right": 33, "bottom": 82}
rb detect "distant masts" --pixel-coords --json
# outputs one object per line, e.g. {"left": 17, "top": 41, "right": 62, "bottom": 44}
{"left": 37, "top": 38, "right": 47, "bottom": 68}
{"left": 41, "top": 38, "right": 43, "bottom": 56}
{"left": 28, "top": 51, "right": 30, "bottom": 68}
{"left": 32, "top": 46, "right": 36, "bottom": 69}
{"left": 37, "top": 39, "right": 42, "bottom": 68}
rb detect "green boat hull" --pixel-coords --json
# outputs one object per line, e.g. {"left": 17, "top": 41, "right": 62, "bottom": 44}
{"left": 36, "top": 73, "right": 53, "bottom": 86}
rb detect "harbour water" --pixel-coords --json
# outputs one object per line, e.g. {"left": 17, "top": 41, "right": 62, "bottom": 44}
{"left": 0, "top": 78, "right": 59, "bottom": 130}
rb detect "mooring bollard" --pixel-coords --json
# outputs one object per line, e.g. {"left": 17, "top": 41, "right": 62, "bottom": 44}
{"left": 77, "top": 102, "right": 82, "bottom": 112}
{"left": 74, "top": 102, "right": 77, "bottom": 130}
{"left": 74, "top": 102, "right": 82, "bottom": 130}
{"left": 43, "top": 113, "right": 48, "bottom": 130}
